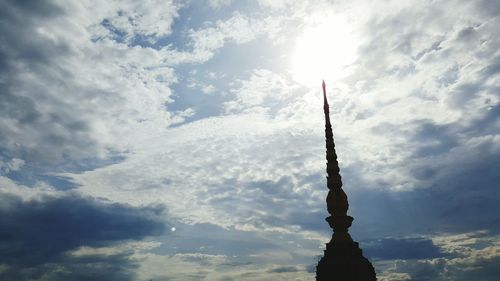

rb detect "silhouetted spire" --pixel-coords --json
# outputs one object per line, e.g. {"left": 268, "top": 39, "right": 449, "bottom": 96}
{"left": 316, "top": 81, "right": 376, "bottom": 281}
{"left": 322, "top": 80, "right": 349, "bottom": 220}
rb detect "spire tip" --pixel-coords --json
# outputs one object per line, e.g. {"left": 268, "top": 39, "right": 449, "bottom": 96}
{"left": 322, "top": 80, "right": 328, "bottom": 110}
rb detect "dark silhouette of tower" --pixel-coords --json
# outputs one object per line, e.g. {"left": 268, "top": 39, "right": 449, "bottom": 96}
{"left": 316, "top": 81, "right": 376, "bottom": 281}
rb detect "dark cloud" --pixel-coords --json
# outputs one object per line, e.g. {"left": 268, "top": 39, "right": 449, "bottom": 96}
{"left": 0, "top": 192, "right": 167, "bottom": 280}
{"left": 384, "top": 254, "right": 500, "bottom": 281}
{"left": 364, "top": 238, "right": 446, "bottom": 260}
{"left": 3, "top": 167, "right": 80, "bottom": 190}
{"left": 405, "top": 107, "right": 500, "bottom": 234}
{"left": 346, "top": 62, "right": 500, "bottom": 239}
{"left": 154, "top": 222, "right": 277, "bottom": 256}
{"left": 344, "top": 113, "right": 500, "bottom": 246}
{"left": 287, "top": 210, "right": 328, "bottom": 232}
{"left": 453, "top": 256, "right": 500, "bottom": 281}
{"left": 0, "top": 253, "right": 135, "bottom": 281}
{"left": 394, "top": 259, "right": 447, "bottom": 281}
{"left": 476, "top": 0, "right": 500, "bottom": 16}
{"left": 267, "top": 265, "right": 302, "bottom": 273}
{"left": 431, "top": 149, "right": 500, "bottom": 233}
{"left": 348, "top": 140, "right": 500, "bottom": 239}
{"left": 410, "top": 121, "right": 457, "bottom": 158}
{"left": 0, "top": 0, "right": 101, "bottom": 165}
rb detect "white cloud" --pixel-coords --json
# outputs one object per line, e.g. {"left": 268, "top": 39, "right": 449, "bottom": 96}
{"left": 0, "top": 158, "right": 24, "bottom": 174}
{"left": 208, "top": 0, "right": 232, "bottom": 9}
{"left": 202, "top": 84, "right": 217, "bottom": 94}
{"left": 62, "top": 0, "right": 499, "bottom": 250}
{"left": 223, "top": 69, "right": 302, "bottom": 114}
{"left": 0, "top": 176, "right": 62, "bottom": 201}
{"left": 70, "top": 241, "right": 162, "bottom": 257}
{"left": 187, "top": 11, "right": 285, "bottom": 61}
{"left": 0, "top": 0, "right": 192, "bottom": 166}
{"left": 81, "top": 0, "right": 181, "bottom": 40}
{"left": 66, "top": 112, "right": 324, "bottom": 230}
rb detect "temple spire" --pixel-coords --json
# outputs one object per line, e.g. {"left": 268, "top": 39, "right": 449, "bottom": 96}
{"left": 323, "top": 80, "right": 349, "bottom": 223}
{"left": 316, "top": 81, "right": 376, "bottom": 281}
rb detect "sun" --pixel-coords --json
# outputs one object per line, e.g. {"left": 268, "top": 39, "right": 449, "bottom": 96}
{"left": 291, "top": 16, "right": 359, "bottom": 87}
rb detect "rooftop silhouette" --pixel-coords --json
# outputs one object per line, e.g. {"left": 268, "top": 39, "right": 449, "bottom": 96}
{"left": 316, "top": 81, "right": 376, "bottom": 281}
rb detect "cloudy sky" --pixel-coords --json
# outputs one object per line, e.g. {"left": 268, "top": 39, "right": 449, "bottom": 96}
{"left": 1, "top": 0, "right": 499, "bottom": 280}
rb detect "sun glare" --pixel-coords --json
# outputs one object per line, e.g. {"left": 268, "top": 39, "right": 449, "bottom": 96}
{"left": 291, "top": 17, "right": 359, "bottom": 87}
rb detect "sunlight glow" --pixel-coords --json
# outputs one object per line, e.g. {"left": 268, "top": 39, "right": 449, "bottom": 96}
{"left": 291, "top": 16, "right": 359, "bottom": 87}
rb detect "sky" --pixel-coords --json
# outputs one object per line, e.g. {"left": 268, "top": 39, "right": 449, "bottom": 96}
{"left": 0, "top": 0, "right": 499, "bottom": 280}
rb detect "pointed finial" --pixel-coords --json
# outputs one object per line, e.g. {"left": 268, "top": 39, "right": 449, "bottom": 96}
{"left": 322, "top": 80, "right": 328, "bottom": 113}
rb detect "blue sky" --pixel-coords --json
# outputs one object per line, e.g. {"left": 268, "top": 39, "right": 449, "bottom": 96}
{"left": 0, "top": 0, "right": 499, "bottom": 280}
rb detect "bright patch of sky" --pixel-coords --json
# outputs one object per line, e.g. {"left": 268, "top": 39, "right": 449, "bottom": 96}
{"left": 1, "top": 0, "right": 499, "bottom": 280}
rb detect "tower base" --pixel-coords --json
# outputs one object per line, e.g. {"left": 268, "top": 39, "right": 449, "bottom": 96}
{"left": 316, "top": 239, "right": 376, "bottom": 281}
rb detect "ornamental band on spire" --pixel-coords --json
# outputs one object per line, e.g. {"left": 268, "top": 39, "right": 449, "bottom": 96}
{"left": 316, "top": 81, "right": 377, "bottom": 281}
